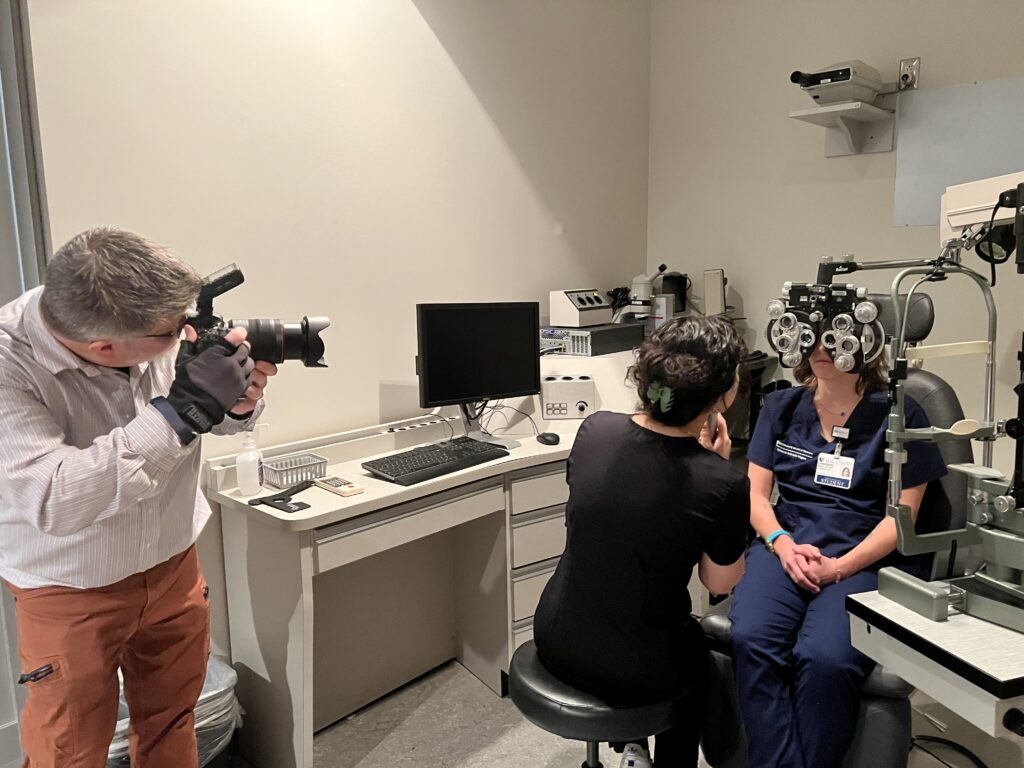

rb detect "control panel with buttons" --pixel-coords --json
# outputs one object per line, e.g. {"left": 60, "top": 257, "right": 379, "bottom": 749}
{"left": 541, "top": 375, "right": 596, "bottom": 420}
{"left": 549, "top": 289, "right": 613, "bottom": 327}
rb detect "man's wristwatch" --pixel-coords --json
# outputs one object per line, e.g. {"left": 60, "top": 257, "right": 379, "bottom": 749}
{"left": 764, "top": 529, "right": 792, "bottom": 556}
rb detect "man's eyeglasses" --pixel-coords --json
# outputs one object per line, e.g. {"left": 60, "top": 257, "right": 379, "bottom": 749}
{"left": 142, "top": 317, "right": 189, "bottom": 339}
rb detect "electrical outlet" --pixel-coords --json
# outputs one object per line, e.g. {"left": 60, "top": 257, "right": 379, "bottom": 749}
{"left": 899, "top": 57, "right": 920, "bottom": 91}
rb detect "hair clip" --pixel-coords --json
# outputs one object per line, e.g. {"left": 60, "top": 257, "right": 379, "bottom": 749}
{"left": 646, "top": 381, "right": 675, "bottom": 412}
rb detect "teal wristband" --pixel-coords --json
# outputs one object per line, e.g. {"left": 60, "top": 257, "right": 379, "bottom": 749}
{"left": 765, "top": 529, "right": 790, "bottom": 545}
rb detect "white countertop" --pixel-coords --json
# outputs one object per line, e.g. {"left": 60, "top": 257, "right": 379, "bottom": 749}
{"left": 848, "top": 590, "right": 1024, "bottom": 694}
{"left": 208, "top": 433, "right": 573, "bottom": 532}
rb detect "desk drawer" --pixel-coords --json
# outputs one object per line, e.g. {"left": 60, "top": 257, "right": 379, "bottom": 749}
{"left": 314, "top": 481, "right": 504, "bottom": 573}
{"left": 509, "top": 465, "right": 568, "bottom": 515}
{"left": 512, "top": 558, "right": 558, "bottom": 621}
{"left": 512, "top": 619, "right": 534, "bottom": 653}
{"left": 511, "top": 507, "right": 566, "bottom": 568}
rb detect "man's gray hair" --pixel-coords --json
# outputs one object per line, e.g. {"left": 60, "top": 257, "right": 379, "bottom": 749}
{"left": 40, "top": 227, "right": 203, "bottom": 341}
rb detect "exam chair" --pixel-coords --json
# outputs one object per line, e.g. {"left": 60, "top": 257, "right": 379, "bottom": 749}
{"left": 699, "top": 293, "right": 975, "bottom": 768}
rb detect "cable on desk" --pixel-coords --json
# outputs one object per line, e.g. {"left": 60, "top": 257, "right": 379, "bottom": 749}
{"left": 457, "top": 401, "right": 489, "bottom": 435}
{"left": 484, "top": 402, "right": 541, "bottom": 436}
{"left": 480, "top": 406, "right": 511, "bottom": 436}
{"left": 911, "top": 735, "right": 988, "bottom": 768}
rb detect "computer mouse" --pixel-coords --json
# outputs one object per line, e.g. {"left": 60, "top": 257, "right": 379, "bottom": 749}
{"left": 536, "top": 432, "right": 561, "bottom": 446}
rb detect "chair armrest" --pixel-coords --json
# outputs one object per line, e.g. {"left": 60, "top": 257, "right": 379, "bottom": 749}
{"left": 698, "top": 596, "right": 733, "bottom": 655}
{"left": 861, "top": 665, "right": 915, "bottom": 698}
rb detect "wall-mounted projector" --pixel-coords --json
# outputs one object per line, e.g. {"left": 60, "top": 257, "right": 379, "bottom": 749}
{"left": 790, "top": 60, "right": 884, "bottom": 105}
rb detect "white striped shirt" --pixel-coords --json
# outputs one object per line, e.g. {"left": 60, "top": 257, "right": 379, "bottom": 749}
{"left": 0, "top": 287, "right": 255, "bottom": 589}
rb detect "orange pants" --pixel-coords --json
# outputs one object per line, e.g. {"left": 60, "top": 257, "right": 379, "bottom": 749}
{"left": 6, "top": 546, "right": 210, "bottom": 768}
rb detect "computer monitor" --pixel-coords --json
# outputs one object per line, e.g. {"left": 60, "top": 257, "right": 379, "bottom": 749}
{"left": 417, "top": 302, "right": 540, "bottom": 447}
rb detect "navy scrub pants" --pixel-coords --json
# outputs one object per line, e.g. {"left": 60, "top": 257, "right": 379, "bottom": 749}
{"left": 728, "top": 543, "right": 877, "bottom": 768}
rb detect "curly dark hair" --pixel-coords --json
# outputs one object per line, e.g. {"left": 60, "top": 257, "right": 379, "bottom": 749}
{"left": 793, "top": 348, "right": 889, "bottom": 394}
{"left": 628, "top": 316, "right": 745, "bottom": 427}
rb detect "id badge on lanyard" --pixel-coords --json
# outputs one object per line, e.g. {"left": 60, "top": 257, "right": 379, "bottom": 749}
{"left": 815, "top": 426, "right": 855, "bottom": 489}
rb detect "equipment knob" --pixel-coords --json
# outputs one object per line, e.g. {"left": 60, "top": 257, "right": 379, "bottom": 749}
{"left": 994, "top": 495, "right": 1016, "bottom": 514}
{"left": 834, "top": 354, "right": 855, "bottom": 372}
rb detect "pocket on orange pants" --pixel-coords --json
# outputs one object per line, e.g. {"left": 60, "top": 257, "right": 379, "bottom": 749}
{"left": 18, "top": 655, "right": 77, "bottom": 758}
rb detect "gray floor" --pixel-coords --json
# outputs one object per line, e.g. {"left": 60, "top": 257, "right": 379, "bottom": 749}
{"left": 313, "top": 662, "right": 623, "bottom": 768}
{"left": 310, "top": 662, "right": 992, "bottom": 768}
{"left": 4, "top": 664, "right": 1010, "bottom": 768}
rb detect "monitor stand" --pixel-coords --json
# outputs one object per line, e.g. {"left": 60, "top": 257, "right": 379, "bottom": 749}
{"left": 460, "top": 403, "right": 522, "bottom": 450}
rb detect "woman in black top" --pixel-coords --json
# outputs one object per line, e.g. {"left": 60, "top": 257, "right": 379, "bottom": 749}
{"left": 533, "top": 316, "right": 750, "bottom": 768}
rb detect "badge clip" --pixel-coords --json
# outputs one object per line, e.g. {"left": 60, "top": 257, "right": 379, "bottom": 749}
{"left": 832, "top": 426, "right": 850, "bottom": 457}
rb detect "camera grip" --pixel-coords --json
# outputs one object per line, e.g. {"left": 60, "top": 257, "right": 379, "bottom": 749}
{"left": 165, "top": 337, "right": 255, "bottom": 434}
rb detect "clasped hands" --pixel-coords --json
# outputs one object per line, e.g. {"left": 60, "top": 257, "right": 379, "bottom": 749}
{"left": 773, "top": 536, "right": 842, "bottom": 594}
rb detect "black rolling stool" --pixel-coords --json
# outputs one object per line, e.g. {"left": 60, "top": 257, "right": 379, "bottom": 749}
{"left": 509, "top": 641, "right": 689, "bottom": 768}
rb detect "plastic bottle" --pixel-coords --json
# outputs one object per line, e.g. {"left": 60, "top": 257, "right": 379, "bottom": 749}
{"left": 236, "top": 425, "right": 268, "bottom": 496}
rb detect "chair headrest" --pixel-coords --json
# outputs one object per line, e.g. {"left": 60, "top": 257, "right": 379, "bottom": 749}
{"left": 867, "top": 293, "right": 934, "bottom": 343}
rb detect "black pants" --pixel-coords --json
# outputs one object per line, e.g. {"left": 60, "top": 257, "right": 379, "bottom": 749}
{"left": 611, "top": 709, "right": 701, "bottom": 767}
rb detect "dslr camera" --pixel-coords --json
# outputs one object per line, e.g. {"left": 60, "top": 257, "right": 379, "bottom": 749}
{"left": 190, "top": 264, "right": 329, "bottom": 367}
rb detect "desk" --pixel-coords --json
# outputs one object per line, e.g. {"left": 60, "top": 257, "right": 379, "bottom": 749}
{"left": 203, "top": 349, "right": 744, "bottom": 767}
{"left": 206, "top": 423, "right": 578, "bottom": 768}
{"left": 847, "top": 591, "right": 1024, "bottom": 739}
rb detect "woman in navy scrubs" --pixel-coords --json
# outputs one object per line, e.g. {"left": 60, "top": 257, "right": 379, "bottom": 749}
{"left": 728, "top": 343, "right": 946, "bottom": 768}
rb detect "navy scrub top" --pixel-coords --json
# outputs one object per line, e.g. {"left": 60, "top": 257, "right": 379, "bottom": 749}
{"left": 747, "top": 387, "right": 947, "bottom": 568}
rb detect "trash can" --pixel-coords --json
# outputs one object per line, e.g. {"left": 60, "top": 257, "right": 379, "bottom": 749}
{"left": 107, "top": 656, "right": 242, "bottom": 767}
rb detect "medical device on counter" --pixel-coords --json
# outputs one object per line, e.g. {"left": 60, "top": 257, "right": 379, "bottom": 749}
{"left": 540, "top": 323, "right": 644, "bottom": 356}
{"left": 548, "top": 289, "right": 613, "bottom": 327}
{"left": 541, "top": 374, "right": 596, "bottom": 419}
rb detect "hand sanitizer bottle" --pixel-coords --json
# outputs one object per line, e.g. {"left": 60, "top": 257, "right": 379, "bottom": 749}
{"left": 237, "top": 424, "right": 268, "bottom": 496}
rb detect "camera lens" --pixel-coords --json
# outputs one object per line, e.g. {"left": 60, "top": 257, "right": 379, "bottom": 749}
{"left": 779, "top": 312, "right": 798, "bottom": 331}
{"left": 790, "top": 71, "right": 813, "bottom": 87}
{"left": 229, "top": 316, "right": 330, "bottom": 367}
{"left": 821, "top": 330, "right": 838, "bottom": 349}
{"left": 838, "top": 335, "right": 860, "bottom": 354}
{"left": 798, "top": 326, "right": 817, "bottom": 348}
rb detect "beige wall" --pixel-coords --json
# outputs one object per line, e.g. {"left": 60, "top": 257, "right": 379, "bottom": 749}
{"left": 26, "top": 0, "right": 651, "bottom": 451}
{"left": 24, "top": 0, "right": 650, "bottom": 657}
{"left": 649, "top": 0, "right": 1024, "bottom": 468}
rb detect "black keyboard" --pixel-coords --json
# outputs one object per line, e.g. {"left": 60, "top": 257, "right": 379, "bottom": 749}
{"left": 361, "top": 436, "right": 510, "bottom": 486}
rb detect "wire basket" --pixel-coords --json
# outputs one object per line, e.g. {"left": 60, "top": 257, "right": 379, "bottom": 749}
{"left": 262, "top": 452, "right": 328, "bottom": 488}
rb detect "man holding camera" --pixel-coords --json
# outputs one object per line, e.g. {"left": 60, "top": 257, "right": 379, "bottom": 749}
{"left": 0, "top": 227, "right": 276, "bottom": 767}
